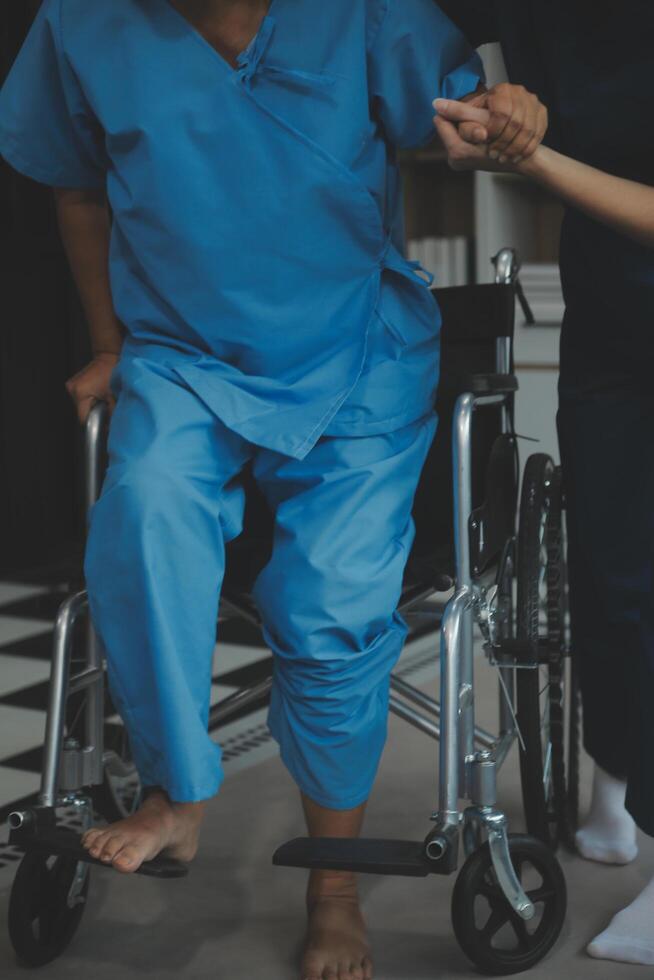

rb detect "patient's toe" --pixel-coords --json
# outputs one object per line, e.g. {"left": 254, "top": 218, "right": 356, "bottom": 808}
{"left": 112, "top": 844, "right": 144, "bottom": 873}
{"left": 98, "top": 835, "right": 126, "bottom": 863}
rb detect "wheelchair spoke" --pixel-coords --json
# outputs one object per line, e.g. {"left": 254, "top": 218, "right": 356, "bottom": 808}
{"left": 65, "top": 699, "right": 86, "bottom": 740}
{"left": 478, "top": 882, "right": 502, "bottom": 904}
{"left": 510, "top": 915, "right": 531, "bottom": 950}
{"left": 542, "top": 743, "right": 553, "bottom": 792}
{"left": 481, "top": 907, "right": 508, "bottom": 943}
{"left": 528, "top": 886, "right": 556, "bottom": 905}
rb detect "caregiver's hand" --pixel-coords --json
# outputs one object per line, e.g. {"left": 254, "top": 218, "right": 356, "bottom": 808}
{"left": 458, "top": 83, "right": 547, "bottom": 164}
{"left": 432, "top": 99, "right": 532, "bottom": 174}
{"left": 65, "top": 352, "right": 118, "bottom": 424}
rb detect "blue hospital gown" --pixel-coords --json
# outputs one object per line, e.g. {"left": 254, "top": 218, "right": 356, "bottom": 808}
{"left": 0, "top": 0, "right": 483, "bottom": 458}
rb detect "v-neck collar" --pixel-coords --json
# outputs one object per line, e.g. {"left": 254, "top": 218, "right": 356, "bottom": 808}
{"left": 159, "top": 0, "right": 278, "bottom": 76}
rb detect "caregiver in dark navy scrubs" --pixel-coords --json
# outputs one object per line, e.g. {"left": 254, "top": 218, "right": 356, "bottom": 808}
{"left": 436, "top": 0, "right": 654, "bottom": 966}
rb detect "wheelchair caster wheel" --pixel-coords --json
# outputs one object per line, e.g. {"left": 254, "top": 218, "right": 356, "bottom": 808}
{"left": 451, "top": 834, "right": 566, "bottom": 976}
{"left": 8, "top": 846, "right": 90, "bottom": 966}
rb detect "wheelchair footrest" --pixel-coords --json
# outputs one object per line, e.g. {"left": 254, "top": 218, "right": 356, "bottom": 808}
{"left": 273, "top": 837, "right": 432, "bottom": 878}
{"left": 10, "top": 826, "right": 189, "bottom": 879}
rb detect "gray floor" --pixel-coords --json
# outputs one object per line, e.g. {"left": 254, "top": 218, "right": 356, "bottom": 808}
{"left": 1, "top": 638, "right": 652, "bottom": 980}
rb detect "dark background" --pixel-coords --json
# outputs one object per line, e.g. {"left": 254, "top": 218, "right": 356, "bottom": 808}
{"left": 1, "top": 0, "right": 90, "bottom": 578}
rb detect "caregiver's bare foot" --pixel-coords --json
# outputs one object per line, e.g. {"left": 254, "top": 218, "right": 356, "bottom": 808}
{"left": 81, "top": 788, "right": 205, "bottom": 874}
{"left": 302, "top": 872, "right": 374, "bottom": 980}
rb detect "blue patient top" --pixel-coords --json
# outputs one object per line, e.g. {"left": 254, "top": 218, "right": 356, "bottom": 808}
{"left": 0, "top": 0, "right": 482, "bottom": 458}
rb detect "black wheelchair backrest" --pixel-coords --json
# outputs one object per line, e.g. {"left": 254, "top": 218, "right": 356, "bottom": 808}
{"left": 409, "top": 282, "right": 517, "bottom": 588}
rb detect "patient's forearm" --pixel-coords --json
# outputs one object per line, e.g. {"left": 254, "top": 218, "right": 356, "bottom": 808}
{"left": 521, "top": 146, "right": 654, "bottom": 248}
{"left": 54, "top": 187, "right": 125, "bottom": 355}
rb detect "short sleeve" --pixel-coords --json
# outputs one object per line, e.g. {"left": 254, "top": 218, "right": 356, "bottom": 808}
{"left": 0, "top": 0, "right": 107, "bottom": 189}
{"left": 368, "top": 0, "right": 485, "bottom": 149}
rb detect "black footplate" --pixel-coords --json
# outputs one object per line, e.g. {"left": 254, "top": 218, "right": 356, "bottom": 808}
{"left": 10, "top": 825, "right": 189, "bottom": 879}
{"left": 273, "top": 837, "right": 434, "bottom": 877}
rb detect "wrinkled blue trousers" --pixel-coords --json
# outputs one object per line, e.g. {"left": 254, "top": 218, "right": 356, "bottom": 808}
{"left": 85, "top": 356, "right": 437, "bottom": 808}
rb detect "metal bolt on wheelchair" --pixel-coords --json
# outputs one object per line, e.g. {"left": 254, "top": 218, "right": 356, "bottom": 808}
{"left": 6, "top": 249, "right": 579, "bottom": 974}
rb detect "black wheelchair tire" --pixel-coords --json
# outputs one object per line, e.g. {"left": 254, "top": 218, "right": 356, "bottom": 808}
{"left": 451, "top": 834, "right": 567, "bottom": 976}
{"left": 563, "top": 653, "right": 581, "bottom": 848}
{"left": 516, "top": 455, "right": 579, "bottom": 850}
{"left": 8, "top": 845, "right": 90, "bottom": 967}
{"left": 558, "top": 479, "right": 581, "bottom": 849}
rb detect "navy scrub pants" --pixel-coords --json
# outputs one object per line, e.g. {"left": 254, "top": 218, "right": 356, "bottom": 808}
{"left": 558, "top": 244, "right": 654, "bottom": 837}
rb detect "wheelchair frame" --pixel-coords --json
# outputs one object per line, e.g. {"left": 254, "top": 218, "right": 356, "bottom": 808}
{"left": 7, "top": 248, "right": 566, "bottom": 970}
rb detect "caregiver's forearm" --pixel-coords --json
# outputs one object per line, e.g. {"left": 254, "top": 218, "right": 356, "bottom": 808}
{"left": 521, "top": 146, "right": 654, "bottom": 248}
{"left": 54, "top": 187, "right": 125, "bottom": 355}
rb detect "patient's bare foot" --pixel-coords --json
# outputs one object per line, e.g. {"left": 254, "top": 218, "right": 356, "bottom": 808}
{"left": 81, "top": 788, "right": 205, "bottom": 874}
{"left": 301, "top": 872, "right": 374, "bottom": 980}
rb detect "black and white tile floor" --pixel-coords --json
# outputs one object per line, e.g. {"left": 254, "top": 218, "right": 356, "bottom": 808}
{"left": 0, "top": 578, "right": 442, "bottom": 887}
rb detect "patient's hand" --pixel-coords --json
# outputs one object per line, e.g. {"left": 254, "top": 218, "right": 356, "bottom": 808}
{"left": 461, "top": 83, "right": 548, "bottom": 163}
{"left": 65, "top": 353, "right": 119, "bottom": 424}
{"left": 432, "top": 99, "right": 535, "bottom": 174}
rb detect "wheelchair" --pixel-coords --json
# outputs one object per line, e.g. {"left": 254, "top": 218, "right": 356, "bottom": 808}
{"left": 6, "top": 248, "right": 580, "bottom": 975}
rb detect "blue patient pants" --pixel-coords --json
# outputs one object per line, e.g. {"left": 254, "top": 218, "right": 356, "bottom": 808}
{"left": 85, "top": 356, "right": 437, "bottom": 808}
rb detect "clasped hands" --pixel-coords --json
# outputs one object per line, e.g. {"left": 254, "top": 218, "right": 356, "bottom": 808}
{"left": 433, "top": 83, "right": 548, "bottom": 174}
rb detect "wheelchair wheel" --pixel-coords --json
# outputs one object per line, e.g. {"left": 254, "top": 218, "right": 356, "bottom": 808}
{"left": 91, "top": 722, "right": 142, "bottom": 822}
{"left": 558, "top": 487, "right": 581, "bottom": 848}
{"left": 8, "top": 843, "right": 90, "bottom": 967}
{"left": 451, "top": 834, "right": 567, "bottom": 976}
{"left": 516, "top": 456, "right": 580, "bottom": 850}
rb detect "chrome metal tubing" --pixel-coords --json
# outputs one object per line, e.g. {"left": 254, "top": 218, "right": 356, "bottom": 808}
{"left": 85, "top": 401, "right": 108, "bottom": 519}
{"left": 84, "top": 403, "right": 109, "bottom": 786}
{"left": 493, "top": 247, "right": 518, "bottom": 435}
{"left": 495, "top": 337, "right": 513, "bottom": 435}
{"left": 390, "top": 676, "right": 441, "bottom": 719}
{"left": 474, "top": 725, "right": 498, "bottom": 751}
{"left": 68, "top": 666, "right": 104, "bottom": 696}
{"left": 495, "top": 337, "right": 512, "bottom": 376}
{"left": 478, "top": 807, "right": 535, "bottom": 920}
{"left": 83, "top": 626, "right": 105, "bottom": 786}
{"left": 390, "top": 676, "right": 497, "bottom": 749}
{"left": 493, "top": 247, "right": 521, "bottom": 286}
{"left": 67, "top": 797, "right": 93, "bottom": 909}
{"left": 491, "top": 730, "right": 516, "bottom": 769}
{"left": 208, "top": 678, "right": 273, "bottom": 727}
{"left": 499, "top": 664, "right": 516, "bottom": 737}
{"left": 453, "top": 395, "right": 476, "bottom": 794}
{"left": 40, "top": 591, "right": 89, "bottom": 807}
{"left": 389, "top": 695, "right": 440, "bottom": 740}
{"left": 453, "top": 389, "right": 513, "bottom": 798}
{"left": 438, "top": 586, "right": 474, "bottom": 822}
{"left": 471, "top": 752, "right": 497, "bottom": 808}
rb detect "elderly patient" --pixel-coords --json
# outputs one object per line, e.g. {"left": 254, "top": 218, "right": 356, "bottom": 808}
{"left": 0, "top": 2, "right": 545, "bottom": 977}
